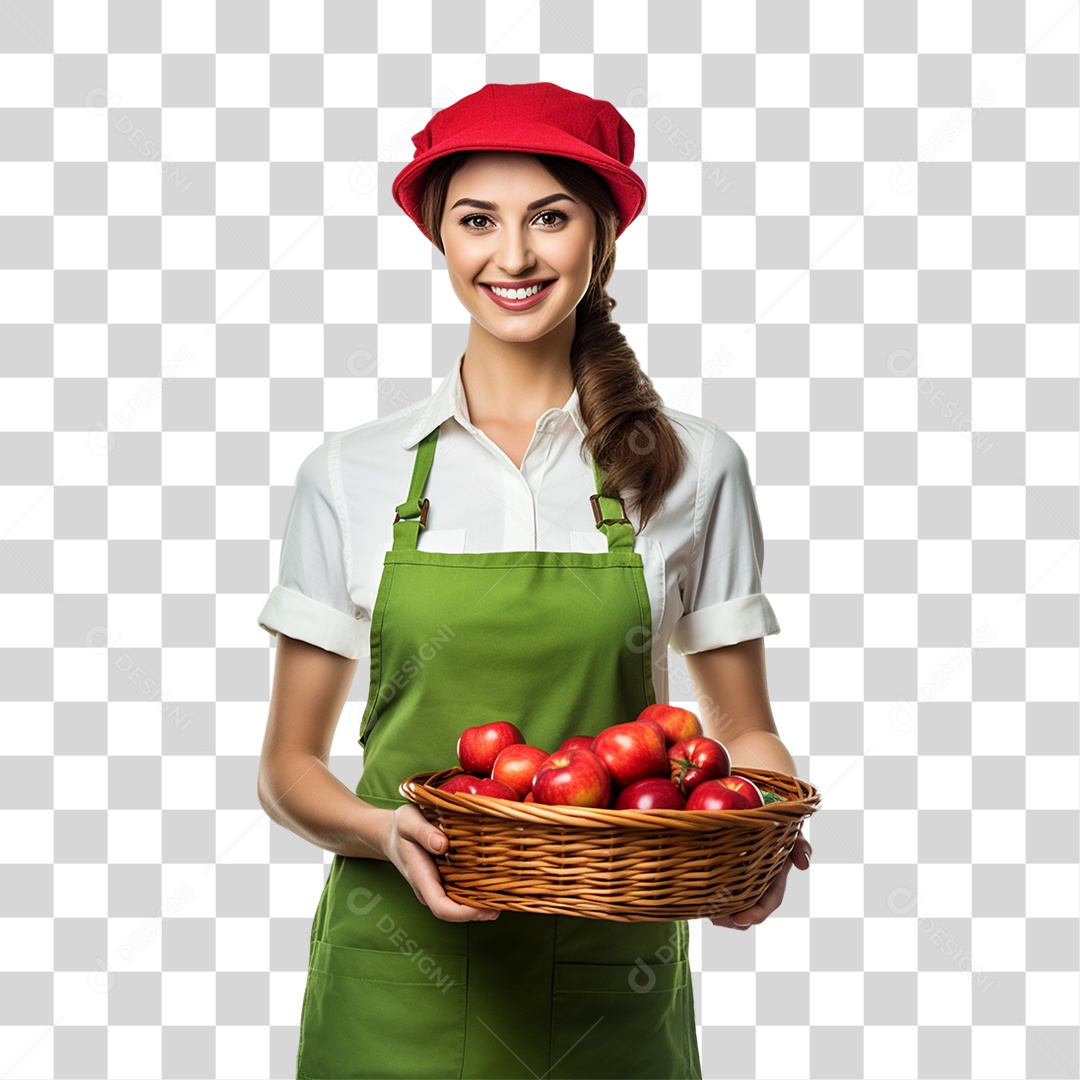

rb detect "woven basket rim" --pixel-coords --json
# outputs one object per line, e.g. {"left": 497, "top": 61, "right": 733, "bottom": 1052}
{"left": 400, "top": 766, "right": 820, "bottom": 830}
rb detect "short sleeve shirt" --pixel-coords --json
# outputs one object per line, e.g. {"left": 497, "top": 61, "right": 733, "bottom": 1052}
{"left": 257, "top": 350, "right": 780, "bottom": 704}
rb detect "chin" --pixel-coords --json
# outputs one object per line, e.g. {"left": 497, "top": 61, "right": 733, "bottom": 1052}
{"left": 481, "top": 312, "right": 574, "bottom": 342}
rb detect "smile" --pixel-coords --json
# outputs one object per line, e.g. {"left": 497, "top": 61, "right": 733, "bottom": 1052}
{"left": 481, "top": 280, "right": 555, "bottom": 311}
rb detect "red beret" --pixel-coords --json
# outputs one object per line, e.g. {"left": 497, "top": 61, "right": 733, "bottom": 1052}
{"left": 392, "top": 81, "right": 647, "bottom": 242}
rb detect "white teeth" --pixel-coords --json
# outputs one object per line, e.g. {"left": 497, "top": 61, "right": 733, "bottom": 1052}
{"left": 489, "top": 282, "right": 547, "bottom": 299}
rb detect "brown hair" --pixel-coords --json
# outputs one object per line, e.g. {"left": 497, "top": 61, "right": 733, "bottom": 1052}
{"left": 418, "top": 150, "right": 688, "bottom": 532}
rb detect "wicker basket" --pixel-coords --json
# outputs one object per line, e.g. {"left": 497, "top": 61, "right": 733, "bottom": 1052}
{"left": 400, "top": 766, "right": 820, "bottom": 923}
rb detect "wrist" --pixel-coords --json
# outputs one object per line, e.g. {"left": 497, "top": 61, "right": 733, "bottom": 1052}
{"left": 355, "top": 800, "right": 394, "bottom": 860}
{"left": 725, "top": 730, "right": 798, "bottom": 778}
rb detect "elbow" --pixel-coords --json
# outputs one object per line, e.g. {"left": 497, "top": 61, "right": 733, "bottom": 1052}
{"left": 256, "top": 759, "right": 281, "bottom": 821}
{"left": 257, "top": 743, "right": 326, "bottom": 821}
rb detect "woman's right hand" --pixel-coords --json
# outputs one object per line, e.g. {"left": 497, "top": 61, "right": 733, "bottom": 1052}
{"left": 382, "top": 804, "right": 501, "bottom": 923}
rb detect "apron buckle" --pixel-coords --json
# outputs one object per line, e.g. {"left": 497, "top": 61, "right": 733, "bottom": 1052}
{"left": 590, "top": 492, "right": 630, "bottom": 527}
{"left": 393, "top": 497, "right": 430, "bottom": 527}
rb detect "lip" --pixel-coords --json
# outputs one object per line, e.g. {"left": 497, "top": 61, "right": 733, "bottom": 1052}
{"left": 480, "top": 279, "right": 556, "bottom": 312}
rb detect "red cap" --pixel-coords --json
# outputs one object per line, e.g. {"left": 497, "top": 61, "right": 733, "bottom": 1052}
{"left": 392, "top": 81, "right": 647, "bottom": 242}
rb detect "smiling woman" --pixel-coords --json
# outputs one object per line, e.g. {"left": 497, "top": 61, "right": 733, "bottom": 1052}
{"left": 257, "top": 80, "right": 789, "bottom": 1080}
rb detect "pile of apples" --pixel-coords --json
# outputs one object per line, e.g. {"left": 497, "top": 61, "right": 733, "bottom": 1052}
{"left": 438, "top": 705, "right": 768, "bottom": 811}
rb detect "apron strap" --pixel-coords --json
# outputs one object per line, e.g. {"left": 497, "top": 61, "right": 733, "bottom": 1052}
{"left": 392, "top": 424, "right": 635, "bottom": 552}
{"left": 591, "top": 455, "right": 635, "bottom": 552}
{"left": 392, "top": 426, "right": 439, "bottom": 551}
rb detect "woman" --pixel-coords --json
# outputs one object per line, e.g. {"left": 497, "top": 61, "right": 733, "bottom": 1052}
{"left": 257, "top": 81, "right": 810, "bottom": 1080}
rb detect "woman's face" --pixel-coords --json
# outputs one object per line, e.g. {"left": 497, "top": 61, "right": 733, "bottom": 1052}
{"left": 439, "top": 152, "right": 596, "bottom": 345}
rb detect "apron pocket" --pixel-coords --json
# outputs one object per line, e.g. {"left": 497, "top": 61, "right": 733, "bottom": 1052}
{"left": 548, "top": 959, "right": 697, "bottom": 1080}
{"left": 297, "top": 938, "right": 467, "bottom": 1080}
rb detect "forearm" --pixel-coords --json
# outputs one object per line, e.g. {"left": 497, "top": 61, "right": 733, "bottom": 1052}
{"left": 724, "top": 730, "right": 799, "bottom": 778}
{"left": 258, "top": 749, "right": 392, "bottom": 860}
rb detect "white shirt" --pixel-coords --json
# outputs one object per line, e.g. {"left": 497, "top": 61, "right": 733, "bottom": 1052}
{"left": 257, "top": 349, "right": 780, "bottom": 705}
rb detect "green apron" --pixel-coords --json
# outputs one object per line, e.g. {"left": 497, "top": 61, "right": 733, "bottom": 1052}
{"left": 296, "top": 424, "right": 702, "bottom": 1080}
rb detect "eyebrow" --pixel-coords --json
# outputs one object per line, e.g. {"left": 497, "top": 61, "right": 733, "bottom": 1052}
{"left": 448, "top": 193, "right": 579, "bottom": 213}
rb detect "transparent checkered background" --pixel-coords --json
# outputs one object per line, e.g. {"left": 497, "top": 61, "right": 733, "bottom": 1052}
{"left": 2, "top": 1, "right": 1079, "bottom": 1078}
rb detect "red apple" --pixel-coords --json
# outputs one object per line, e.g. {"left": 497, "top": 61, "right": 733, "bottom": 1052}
{"left": 456, "top": 721, "right": 524, "bottom": 775}
{"left": 591, "top": 720, "right": 668, "bottom": 789}
{"left": 532, "top": 749, "right": 611, "bottom": 808}
{"left": 685, "top": 779, "right": 751, "bottom": 811}
{"left": 636, "top": 704, "right": 703, "bottom": 746}
{"left": 614, "top": 777, "right": 686, "bottom": 811}
{"left": 715, "top": 774, "right": 764, "bottom": 808}
{"left": 558, "top": 735, "right": 595, "bottom": 753}
{"left": 439, "top": 774, "right": 482, "bottom": 795}
{"left": 491, "top": 744, "right": 549, "bottom": 799}
{"left": 471, "top": 777, "right": 520, "bottom": 801}
{"left": 534, "top": 747, "right": 573, "bottom": 778}
{"left": 668, "top": 736, "right": 731, "bottom": 795}
{"left": 522, "top": 791, "right": 535, "bottom": 803}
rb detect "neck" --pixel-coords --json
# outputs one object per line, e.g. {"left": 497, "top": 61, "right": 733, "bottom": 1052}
{"left": 459, "top": 321, "right": 576, "bottom": 428}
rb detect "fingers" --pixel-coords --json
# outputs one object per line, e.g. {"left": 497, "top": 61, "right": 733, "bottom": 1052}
{"left": 791, "top": 837, "right": 812, "bottom": 870}
{"left": 707, "top": 841, "right": 812, "bottom": 930}
{"left": 390, "top": 808, "right": 498, "bottom": 923}
{"left": 710, "top": 915, "right": 753, "bottom": 931}
{"left": 394, "top": 804, "right": 449, "bottom": 855}
{"left": 711, "top": 899, "right": 769, "bottom": 929}
{"left": 408, "top": 859, "right": 499, "bottom": 923}
{"left": 427, "top": 893, "right": 501, "bottom": 923}
{"left": 710, "top": 880, "right": 781, "bottom": 929}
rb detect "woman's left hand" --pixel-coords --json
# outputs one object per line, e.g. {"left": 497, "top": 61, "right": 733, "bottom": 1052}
{"left": 709, "top": 836, "right": 812, "bottom": 931}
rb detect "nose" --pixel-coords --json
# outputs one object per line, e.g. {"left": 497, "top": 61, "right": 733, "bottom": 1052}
{"left": 494, "top": 225, "right": 536, "bottom": 277}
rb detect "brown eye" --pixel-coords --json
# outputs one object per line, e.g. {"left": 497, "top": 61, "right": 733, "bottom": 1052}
{"left": 459, "top": 214, "right": 491, "bottom": 231}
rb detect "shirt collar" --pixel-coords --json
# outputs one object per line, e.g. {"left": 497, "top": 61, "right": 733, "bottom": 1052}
{"left": 400, "top": 349, "right": 587, "bottom": 449}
